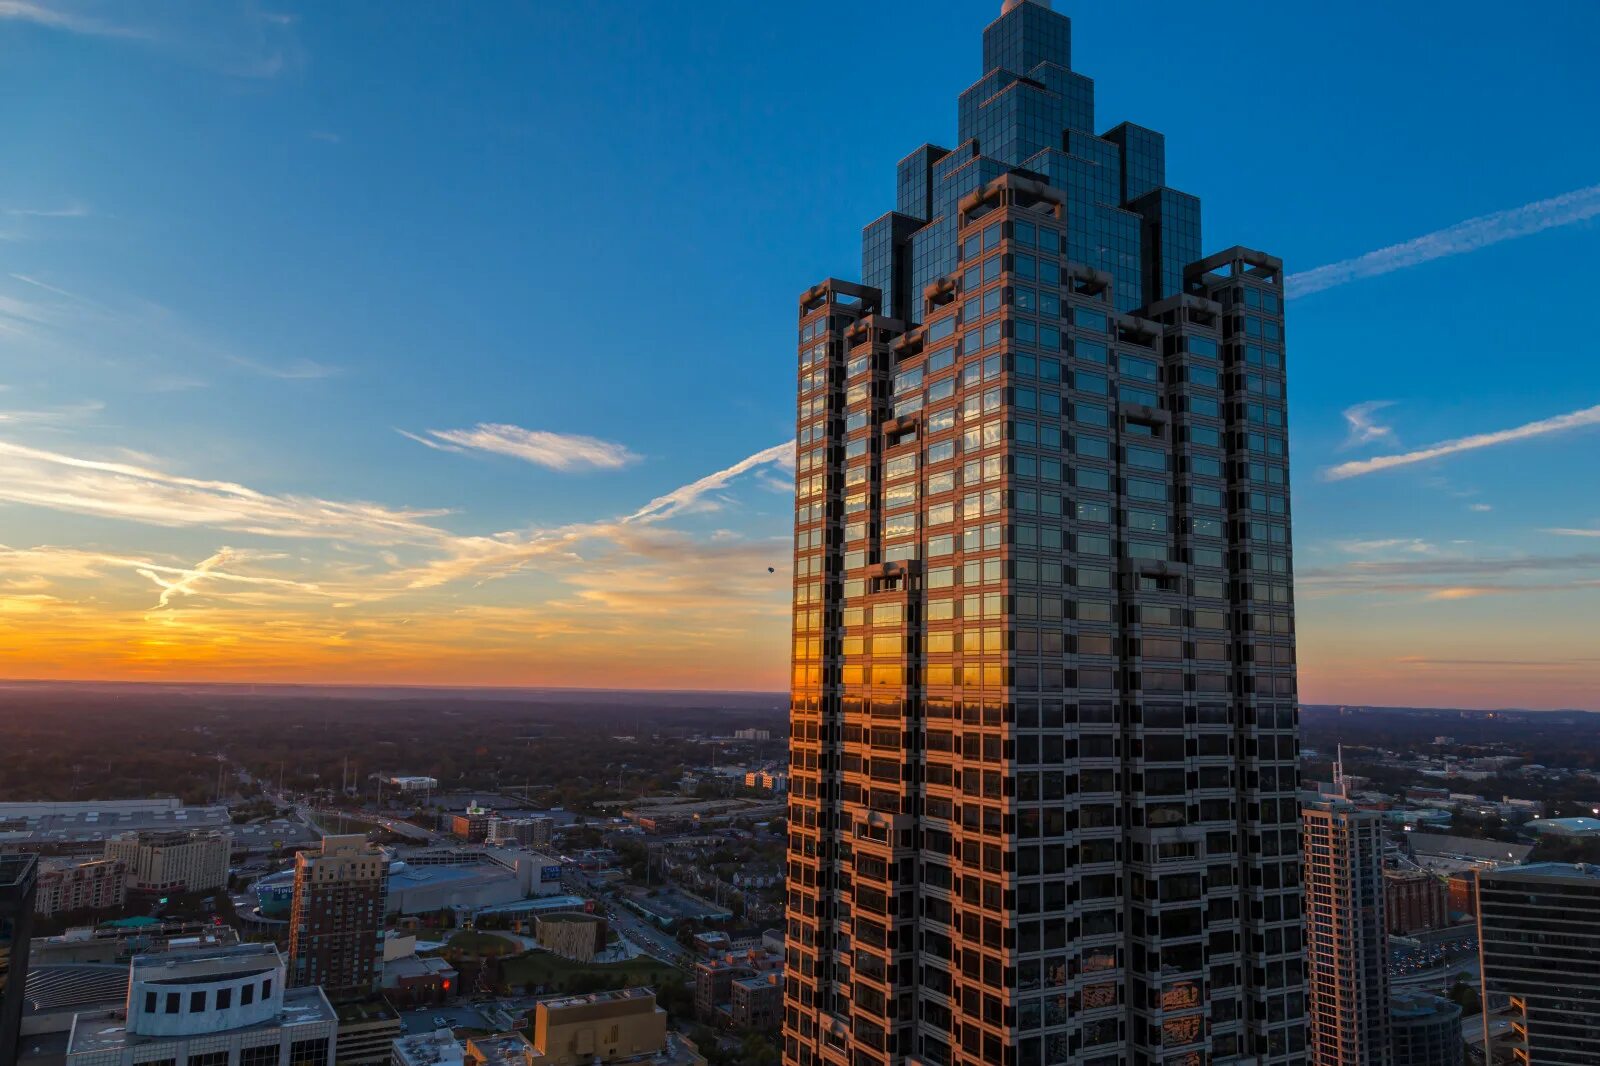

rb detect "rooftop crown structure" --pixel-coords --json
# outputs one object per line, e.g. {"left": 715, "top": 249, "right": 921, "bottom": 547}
{"left": 786, "top": 3, "right": 1302, "bottom": 1064}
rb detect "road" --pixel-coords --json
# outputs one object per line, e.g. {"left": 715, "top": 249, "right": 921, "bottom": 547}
{"left": 562, "top": 868, "right": 691, "bottom": 967}
{"left": 1391, "top": 956, "right": 1479, "bottom": 992}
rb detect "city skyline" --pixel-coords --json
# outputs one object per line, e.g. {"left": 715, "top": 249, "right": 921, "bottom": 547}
{"left": 3, "top": 0, "right": 1599, "bottom": 708}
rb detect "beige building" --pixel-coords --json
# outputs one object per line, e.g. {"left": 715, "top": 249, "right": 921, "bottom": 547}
{"left": 35, "top": 859, "right": 127, "bottom": 916}
{"left": 528, "top": 988, "right": 667, "bottom": 1065}
{"left": 104, "top": 829, "right": 230, "bottom": 894}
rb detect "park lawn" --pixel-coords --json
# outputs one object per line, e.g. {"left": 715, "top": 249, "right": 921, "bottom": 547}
{"left": 446, "top": 930, "right": 519, "bottom": 956}
{"left": 499, "top": 951, "right": 682, "bottom": 992}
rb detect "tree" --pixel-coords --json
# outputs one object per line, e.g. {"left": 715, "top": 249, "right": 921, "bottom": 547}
{"left": 1446, "top": 977, "right": 1482, "bottom": 1017}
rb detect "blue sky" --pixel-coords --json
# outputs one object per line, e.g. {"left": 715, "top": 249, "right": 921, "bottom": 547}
{"left": 1, "top": 0, "right": 1598, "bottom": 705}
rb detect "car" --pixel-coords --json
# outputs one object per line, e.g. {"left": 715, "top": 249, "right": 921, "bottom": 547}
{"left": 433, "top": 1016, "right": 448, "bottom": 1029}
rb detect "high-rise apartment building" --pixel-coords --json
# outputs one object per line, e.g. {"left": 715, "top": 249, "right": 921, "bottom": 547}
{"left": 1301, "top": 776, "right": 1389, "bottom": 1066}
{"left": 1476, "top": 862, "right": 1600, "bottom": 1064}
{"left": 785, "top": 2, "right": 1302, "bottom": 1064}
{"left": 1, "top": 854, "right": 39, "bottom": 1064}
{"left": 288, "top": 834, "right": 387, "bottom": 993}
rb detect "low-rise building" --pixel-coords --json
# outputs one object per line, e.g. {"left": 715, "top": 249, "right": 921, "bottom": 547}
{"left": 63, "top": 943, "right": 336, "bottom": 1065}
{"left": 34, "top": 860, "right": 127, "bottom": 917}
{"left": 104, "top": 829, "right": 231, "bottom": 895}
{"left": 533, "top": 914, "right": 607, "bottom": 963}
{"left": 729, "top": 973, "right": 780, "bottom": 1029}
{"left": 1527, "top": 816, "right": 1600, "bottom": 839}
{"left": 333, "top": 994, "right": 402, "bottom": 1066}
{"left": 387, "top": 777, "right": 439, "bottom": 794}
{"left": 527, "top": 987, "right": 667, "bottom": 1065}
{"left": 381, "top": 954, "right": 458, "bottom": 1007}
{"left": 486, "top": 817, "right": 553, "bottom": 850}
{"left": 450, "top": 807, "right": 494, "bottom": 843}
{"left": 693, "top": 951, "right": 783, "bottom": 1027}
{"left": 392, "top": 1028, "right": 464, "bottom": 1066}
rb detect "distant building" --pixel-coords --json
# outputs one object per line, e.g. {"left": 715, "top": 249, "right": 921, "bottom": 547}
{"left": 289, "top": 835, "right": 387, "bottom": 994}
{"left": 1389, "top": 991, "right": 1462, "bottom": 1066}
{"left": 1527, "top": 816, "right": 1600, "bottom": 839}
{"left": 0, "top": 800, "right": 234, "bottom": 852}
{"left": 393, "top": 1028, "right": 465, "bottom": 1066}
{"left": 63, "top": 943, "right": 336, "bottom": 1066}
{"left": 731, "top": 729, "right": 770, "bottom": 742}
{"left": 740, "top": 770, "right": 787, "bottom": 794}
{"left": 1304, "top": 770, "right": 1390, "bottom": 1066}
{"left": 105, "top": 829, "right": 230, "bottom": 895}
{"left": 527, "top": 987, "right": 667, "bottom": 1065}
{"left": 387, "top": 776, "right": 439, "bottom": 793}
{"left": 35, "top": 859, "right": 128, "bottom": 917}
{"left": 451, "top": 806, "right": 494, "bottom": 843}
{"left": 1, "top": 854, "right": 39, "bottom": 1064}
{"left": 386, "top": 850, "right": 564, "bottom": 915}
{"left": 1384, "top": 869, "right": 1449, "bottom": 935}
{"left": 486, "top": 817, "right": 553, "bottom": 850}
{"left": 1477, "top": 862, "right": 1600, "bottom": 1064}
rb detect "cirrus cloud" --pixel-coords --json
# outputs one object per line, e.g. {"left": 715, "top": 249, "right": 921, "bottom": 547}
{"left": 401, "top": 423, "right": 640, "bottom": 472}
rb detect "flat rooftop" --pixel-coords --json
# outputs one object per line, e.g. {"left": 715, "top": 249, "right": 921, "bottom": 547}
{"left": 539, "top": 986, "right": 656, "bottom": 1012}
{"left": 129, "top": 942, "right": 280, "bottom": 980}
{"left": 66, "top": 986, "right": 334, "bottom": 1055}
{"left": 0, "top": 805, "right": 233, "bottom": 846}
{"left": 1486, "top": 861, "right": 1600, "bottom": 882}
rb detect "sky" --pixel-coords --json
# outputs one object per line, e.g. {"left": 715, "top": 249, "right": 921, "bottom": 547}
{"left": 1, "top": 0, "right": 1598, "bottom": 708}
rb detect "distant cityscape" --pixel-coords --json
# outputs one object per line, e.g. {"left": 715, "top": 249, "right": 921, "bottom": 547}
{"left": 0, "top": 697, "right": 1595, "bottom": 1066}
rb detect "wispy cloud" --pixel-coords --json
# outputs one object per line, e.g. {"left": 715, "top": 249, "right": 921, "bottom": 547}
{"left": 1324, "top": 403, "right": 1600, "bottom": 481}
{"left": 0, "top": 400, "right": 104, "bottom": 426}
{"left": 1468, "top": 502, "right": 1493, "bottom": 513}
{"left": 1340, "top": 400, "right": 1396, "bottom": 448}
{"left": 5, "top": 202, "right": 91, "bottom": 219}
{"left": 1546, "top": 526, "right": 1600, "bottom": 539}
{"left": 1336, "top": 538, "right": 1436, "bottom": 555}
{"left": 309, "top": 131, "right": 342, "bottom": 144}
{"left": 627, "top": 440, "right": 794, "bottom": 524}
{"left": 403, "top": 424, "right": 639, "bottom": 472}
{"left": 224, "top": 354, "right": 341, "bottom": 380}
{"left": 0, "top": 1, "right": 304, "bottom": 79}
{"left": 0, "top": 439, "right": 449, "bottom": 543}
{"left": 0, "top": 0, "right": 147, "bottom": 38}
{"left": 1288, "top": 182, "right": 1600, "bottom": 298}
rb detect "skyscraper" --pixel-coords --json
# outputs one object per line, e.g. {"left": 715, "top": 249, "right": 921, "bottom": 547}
{"left": 288, "top": 834, "right": 387, "bottom": 994}
{"left": 1, "top": 854, "right": 39, "bottom": 1064}
{"left": 785, "top": 2, "right": 1302, "bottom": 1064}
{"left": 1476, "top": 862, "right": 1600, "bottom": 1064}
{"left": 1301, "top": 766, "right": 1389, "bottom": 1066}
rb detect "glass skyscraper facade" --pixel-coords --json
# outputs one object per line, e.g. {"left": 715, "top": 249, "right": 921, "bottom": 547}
{"left": 787, "top": 3, "right": 1301, "bottom": 1065}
